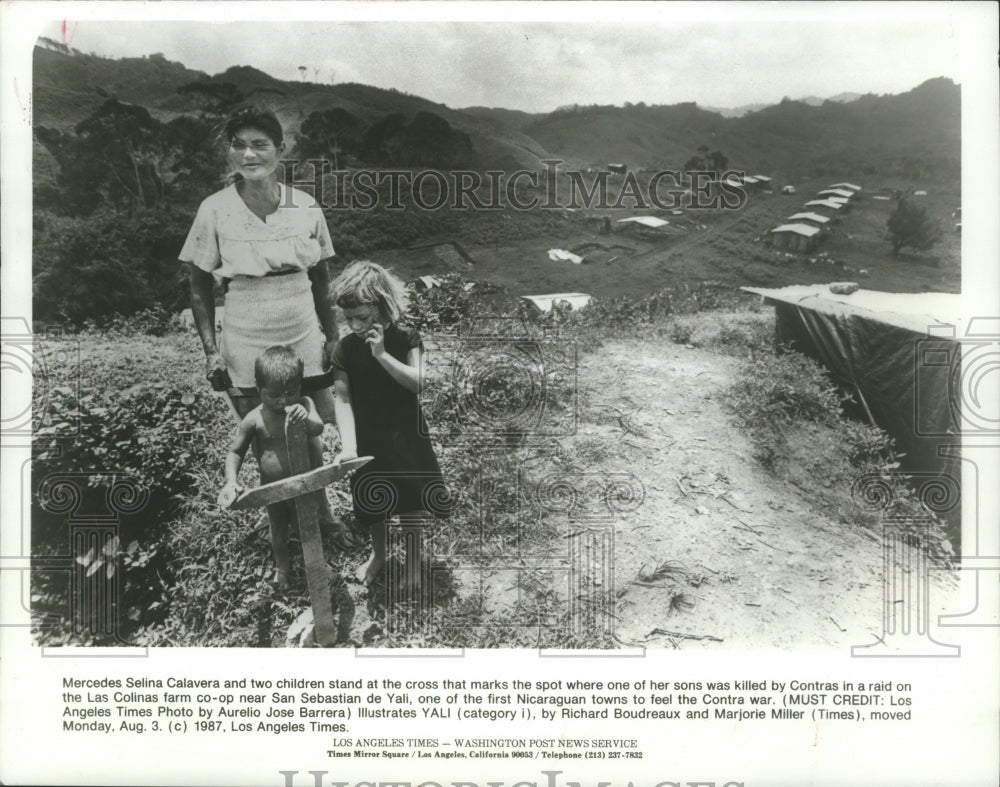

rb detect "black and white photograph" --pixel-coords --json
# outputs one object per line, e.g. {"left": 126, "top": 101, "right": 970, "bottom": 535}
{"left": 2, "top": 2, "right": 997, "bottom": 786}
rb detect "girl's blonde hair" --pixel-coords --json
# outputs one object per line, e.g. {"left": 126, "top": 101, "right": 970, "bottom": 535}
{"left": 332, "top": 260, "right": 409, "bottom": 323}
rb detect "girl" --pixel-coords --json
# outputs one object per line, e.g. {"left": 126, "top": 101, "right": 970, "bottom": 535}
{"left": 330, "top": 261, "right": 450, "bottom": 597}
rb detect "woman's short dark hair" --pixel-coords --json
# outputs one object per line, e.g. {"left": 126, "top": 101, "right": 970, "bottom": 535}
{"left": 223, "top": 105, "right": 283, "bottom": 147}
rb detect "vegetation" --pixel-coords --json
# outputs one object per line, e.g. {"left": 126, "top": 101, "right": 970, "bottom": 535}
{"left": 30, "top": 278, "right": 955, "bottom": 648}
{"left": 886, "top": 197, "right": 942, "bottom": 257}
{"left": 723, "top": 347, "right": 954, "bottom": 561}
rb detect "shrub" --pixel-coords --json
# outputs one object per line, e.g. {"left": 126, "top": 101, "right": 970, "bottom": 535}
{"left": 724, "top": 348, "right": 844, "bottom": 426}
{"left": 32, "top": 382, "right": 219, "bottom": 644}
{"left": 33, "top": 205, "right": 192, "bottom": 327}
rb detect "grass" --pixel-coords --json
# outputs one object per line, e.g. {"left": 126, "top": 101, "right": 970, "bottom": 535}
{"left": 30, "top": 273, "right": 956, "bottom": 649}
{"left": 721, "top": 343, "right": 955, "bottom": 563}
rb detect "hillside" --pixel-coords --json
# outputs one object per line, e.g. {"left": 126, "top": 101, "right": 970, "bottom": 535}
{"left": 524, "top": 80, "right": 959, "bottom": 180}
{"left": 33, "top": 50, "right": 550, "bottom": 170}
{"left": 28, "top": 310, "right": 959, "bottom": 649}
{"left": 31, "top": 43, "right": 961, "bottom": 326}
{"left": 34, "top": 44, "right": 958, "bottom": 180}
{"left": 32, "top": 48, "right": 208, "bottom": 129}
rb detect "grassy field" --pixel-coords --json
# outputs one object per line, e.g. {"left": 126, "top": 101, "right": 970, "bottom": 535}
{"left": 365, "top": 176, "right": 960, "bottom": 301}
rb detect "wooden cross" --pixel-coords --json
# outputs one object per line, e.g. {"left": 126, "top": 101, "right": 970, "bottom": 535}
{"left": 219, "top": 417, "right": 371, "bottom": 647}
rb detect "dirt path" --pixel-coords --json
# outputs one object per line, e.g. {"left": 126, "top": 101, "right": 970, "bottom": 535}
{"left": 565, "top": 337, "right": 958, "bottom": 650}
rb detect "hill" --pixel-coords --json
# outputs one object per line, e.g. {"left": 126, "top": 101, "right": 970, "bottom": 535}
{"left": 524, "top": 80, "right": 959, "bottom": 181}
{"left": 33, "top": 47, "right": 208, "bottom": 129}
{"left": 703, "top": 90, "right": 863, "bottom": 117}
{"left": 34, "top": 44, "right": 959, "bottom": 180}
{"left": 31, "top": 43, "right": 961, "bottom": 324}
{"left": 33, "top": 49, "right": 551, "bottom": 170}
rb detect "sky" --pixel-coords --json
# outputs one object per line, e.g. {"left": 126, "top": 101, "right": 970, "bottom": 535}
{"left": 33, "top": 3, "right": 966, "bottom": 114}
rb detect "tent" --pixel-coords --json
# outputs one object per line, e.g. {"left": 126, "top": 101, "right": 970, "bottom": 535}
{"left": 742, "top": 284, "right": 963, "bottom": 544}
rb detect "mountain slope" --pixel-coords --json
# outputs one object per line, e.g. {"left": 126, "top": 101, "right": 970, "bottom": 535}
{"left": 33, "top": 50, "right": 551, "bottom": 169}
{"left": 524, "top": 80, "right": 959, "bottom": 179}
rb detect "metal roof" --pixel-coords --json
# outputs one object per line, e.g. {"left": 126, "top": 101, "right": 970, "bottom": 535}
{"left": 805, "top": 199, "right": 844, "bottom": 209}
{"left": 770, "top": 223, "right": 821, "bottom": 237}
{"left": 818, "top": 188, "right": 854, "bottom": 198}
{"left": 829, "top": 182, "right": 862, "bottom": 191}
{"left": 788, "top": 212, "right": 830, "bottom": 223}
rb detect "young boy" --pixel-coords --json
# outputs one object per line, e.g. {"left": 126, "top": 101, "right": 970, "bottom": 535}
{"left": 218, "top": 345, "right": 341, "bottom": 587}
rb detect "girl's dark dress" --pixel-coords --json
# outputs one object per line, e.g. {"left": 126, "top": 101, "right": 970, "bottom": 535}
{"left": 331, "top": 323, "right": 450, "bottom": 525}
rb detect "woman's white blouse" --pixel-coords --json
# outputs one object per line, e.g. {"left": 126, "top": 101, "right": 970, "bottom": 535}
{"left": 179, "top": 184, "right": 334, "bottom": 280}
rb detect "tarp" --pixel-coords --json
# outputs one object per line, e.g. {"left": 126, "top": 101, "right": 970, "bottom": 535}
{"left": 547, "top": 248, "right": 584, "bottom": 264}
{"left": 742, "top": 284, "right": 963, "bottom": 544}
{"left": 616, "top": 216, "right": 669, "bottom": 228}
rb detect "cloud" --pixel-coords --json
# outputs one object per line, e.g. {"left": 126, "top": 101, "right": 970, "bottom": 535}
{"left": 42, "top": 17, "right": 959, "bottom": 113}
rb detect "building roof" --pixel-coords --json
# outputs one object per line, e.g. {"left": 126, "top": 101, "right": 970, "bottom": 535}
{"left": 617, "top": 216, "right": 669, "bottom": 228}
{"left": 743, "top": 176, "right": 759, "bottom": 184}
{"left": 818, "top": 188, "right": 854, "bottom": 198}
{"left": 770, "top": 223, "right": 821, "bottom": 237}
{"left": 829, "top": 182, "right": 862, "bottom": 191}
{"left": 805, "top": 199, "right": 844, "bottom": 210}
{"left": 788, "top": 212, "right": 830, "bottom": 224}
{"left": 751, "top": 175, "right": 772, "bottom": 181}
{"left": 521, "top": 293, "right": 593, "bottom": 313}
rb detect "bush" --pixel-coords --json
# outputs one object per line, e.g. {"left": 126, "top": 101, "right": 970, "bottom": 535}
{"left": 886, "top": 198, "right": 941, "bottom": 257}
{"left": 724, "top": 348, "right": 844, "bottom": 426}
{"left": 32, "top": 382, "right": 219, "bottom": 644}
{"left": 33, "top": 205, "right": 192, "bottom": 327}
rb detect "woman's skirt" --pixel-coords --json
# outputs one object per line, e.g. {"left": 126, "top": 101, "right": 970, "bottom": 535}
{"left": 220, "top": 272, "right": 325, "bottom": 389}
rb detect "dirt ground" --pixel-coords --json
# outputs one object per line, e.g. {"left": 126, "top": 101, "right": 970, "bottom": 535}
{"left": 328, "top": 323, "right": 959, "bottom": 651}
{"left": 555, "top": 334, "right": 959, "bottom": 650}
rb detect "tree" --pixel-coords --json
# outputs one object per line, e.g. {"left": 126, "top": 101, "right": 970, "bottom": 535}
{"left": 886, "top": 198, "right": 941, "bottom": 257}
{"left": 708, "top": 150, "right": 729, "bottom": 171}
{"left": 35, "top": 100, "right": 220, "bottom": 215}
{"left": 176, "top": 81, "right": 247, "bottom": 117}
{"left": 35, "top": 100, "right": 164, "bottom": 213}
{"left": 296, "top": 107, "right": 365, "bottom": 164}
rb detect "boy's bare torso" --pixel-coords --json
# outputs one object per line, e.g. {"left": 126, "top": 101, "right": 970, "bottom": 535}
{"left": 250, "top": 400, "right": 324, "bottom": 483}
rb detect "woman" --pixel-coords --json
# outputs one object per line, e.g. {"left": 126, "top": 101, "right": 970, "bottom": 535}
{"left": 180, "top": 106, "right": 337, "bottom": 417}
{"left": 180, "top": 106, "right": 349, "bottom": 543}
